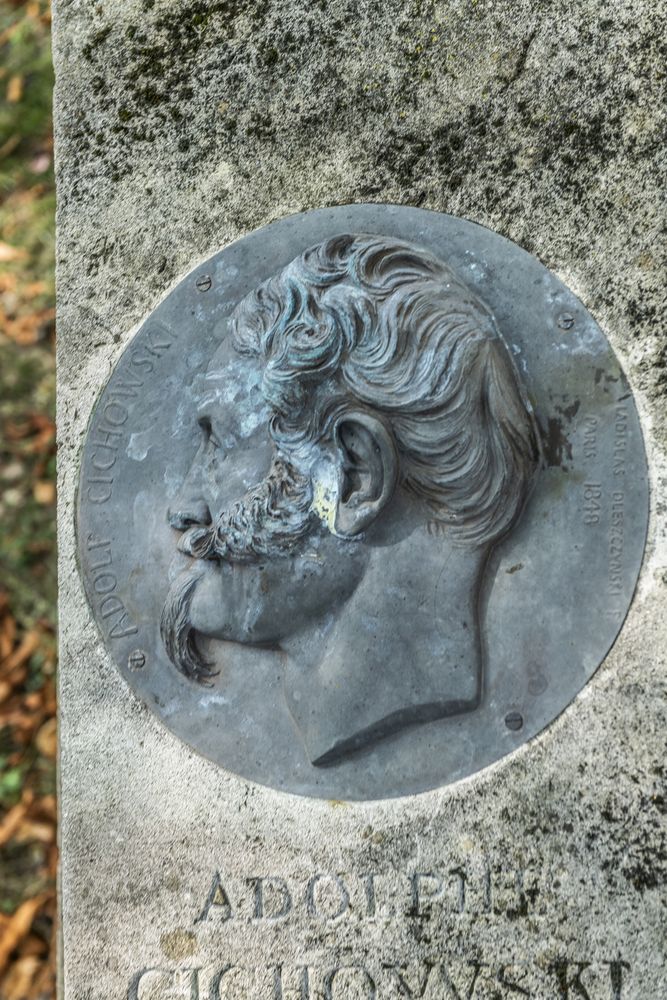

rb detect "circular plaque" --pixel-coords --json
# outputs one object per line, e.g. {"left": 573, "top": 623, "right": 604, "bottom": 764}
{"left": 76, "top": 205, "right": 648, "bottom": 800}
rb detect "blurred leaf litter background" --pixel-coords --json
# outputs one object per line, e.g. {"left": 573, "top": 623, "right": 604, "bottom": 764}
{"left": 0, "top": 1, "right": 57, "bottom": 998}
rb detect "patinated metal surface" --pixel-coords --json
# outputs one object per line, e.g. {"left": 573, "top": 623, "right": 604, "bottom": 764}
{"left": 76, "top": 205, "right": 648, "bottom": 799}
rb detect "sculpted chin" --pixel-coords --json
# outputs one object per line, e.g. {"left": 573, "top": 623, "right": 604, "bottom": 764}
{"left": 160, "top": 234, "right": 540, "bottom": 766}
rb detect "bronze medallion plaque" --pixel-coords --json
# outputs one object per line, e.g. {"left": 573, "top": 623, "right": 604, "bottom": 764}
{"left": 76, "top": 205, "right": 648, "bottom": 800}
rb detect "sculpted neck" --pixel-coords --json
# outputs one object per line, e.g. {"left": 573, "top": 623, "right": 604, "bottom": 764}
{"left": 282, "top": 529, "right": 486, "bottom": 767}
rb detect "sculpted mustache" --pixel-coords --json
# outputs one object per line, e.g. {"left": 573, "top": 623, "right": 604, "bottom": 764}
{"left": 176, "top": 456, "right": 316, "bottom": 564}
{"left": 160, "top": 569, "right": 217, "bottom": 685}
{"left": 161, "top": 458, "right": 316, "bottom": 685}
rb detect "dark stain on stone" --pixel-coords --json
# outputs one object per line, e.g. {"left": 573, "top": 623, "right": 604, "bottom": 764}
{"left": 595, "top": 367, "right": 620, "bottom": 386}
{"left": 539, "top": 416, "right": 573, "bottom": 468}
{"left": 82, "top": 25, "right": 112, "bottom": 60}
{"left": 556, "top": 399, "right": 580, "bottom": 422}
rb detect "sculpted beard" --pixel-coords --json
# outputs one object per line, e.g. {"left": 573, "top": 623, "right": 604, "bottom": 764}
{"left": 160, "top": 457, "right": 316, "bottom": 684}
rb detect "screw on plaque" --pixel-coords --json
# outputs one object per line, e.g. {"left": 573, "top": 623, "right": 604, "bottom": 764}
{"left": 196, "top": 274, "right": 212, "bottom": 292}
{"left": 128, "top": 649, "right": 146, "bottom": 670}
{"left": 557, "top": 311, "right": 575, "bottom": 331}
{"left": 504, "top": 710, "right": 523, "bottom": 731}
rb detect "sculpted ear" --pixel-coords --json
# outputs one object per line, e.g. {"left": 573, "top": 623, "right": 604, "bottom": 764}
{"left": 333, "top": 411, "right": 398, "bottom": 537}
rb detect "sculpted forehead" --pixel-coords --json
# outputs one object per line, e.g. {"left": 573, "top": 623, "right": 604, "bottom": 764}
{"left": 192, "top": 336, "right": 270, "bottom": 444}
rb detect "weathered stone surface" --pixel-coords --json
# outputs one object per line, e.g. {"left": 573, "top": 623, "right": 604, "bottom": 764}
{"left": 54, "top": 1, "right": 666, "bottom": 997}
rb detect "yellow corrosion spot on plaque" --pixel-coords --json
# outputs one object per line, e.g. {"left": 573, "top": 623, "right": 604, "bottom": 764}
{"left": 160, "top": 930, "right": 198, "bottom": 960}
{"left": 312, "top": 477, "right": 337, "bottom": 533}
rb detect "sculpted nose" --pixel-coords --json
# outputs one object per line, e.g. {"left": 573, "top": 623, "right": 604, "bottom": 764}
{"left": 167, "top": 498, "right": 212, "bottom": 531}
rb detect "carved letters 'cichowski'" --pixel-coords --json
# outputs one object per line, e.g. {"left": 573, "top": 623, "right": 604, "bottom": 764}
{"left": 160, "top": 235, "right": 540, "bottom": 765}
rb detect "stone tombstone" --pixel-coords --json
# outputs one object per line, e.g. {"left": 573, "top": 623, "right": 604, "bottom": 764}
{"left": 54, "top": 3, "right": 666, "bottom": 999}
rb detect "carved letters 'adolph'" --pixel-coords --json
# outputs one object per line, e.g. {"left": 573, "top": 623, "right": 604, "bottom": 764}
{"left": 76, "top": 205, "right": 648, "bottom": 799}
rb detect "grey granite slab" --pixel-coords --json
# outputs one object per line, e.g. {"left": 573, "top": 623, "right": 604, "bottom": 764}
{"left": 54, "top": 1, "right": 667, "bottom": 997}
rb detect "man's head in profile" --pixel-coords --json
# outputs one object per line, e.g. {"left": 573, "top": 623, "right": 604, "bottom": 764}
{"left": 161, "top": 234, "right": 540, "bottom": 765}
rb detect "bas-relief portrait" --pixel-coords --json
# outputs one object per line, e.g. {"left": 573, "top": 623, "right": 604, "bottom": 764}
{"left": 160, "top": 235, "right": 541, "bottom": 767}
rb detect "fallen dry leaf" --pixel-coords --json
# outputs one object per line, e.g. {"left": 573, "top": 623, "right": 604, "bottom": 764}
{"left": 16, "top": 934, "right": 47, "bottom": 959}
{"left": 14, "top": 819, "right": 55, "bottom": 845}
{"left": 0, "top": 609, "right": 17, "bottom": 660}
{"left": 0, "top": 894, "right": 50, "bottom": 975}
{"left": 0, "top": 954, "right": 42, "bottom": 1000}
{"left": 0, "top": 134, "right": 21, "bottom": 160}
{"left": 1, "top": 631, "right": 41, "bottom": 673}
{"left": 0, "top": 272, "right": 18, "bottom": 293}
{"left": 2, "top": 312, "right": 47, "bottom": 346}
{"left": 33, "top": 795, "right": 56, "bottom": 821}
{"left": 34, "top": 718, "right": 57, "bottom": 760}
{"left": 0, "top": 242, "right": 27, "bottom": 262}
{"left": 0, "top": 666, "right": 28, "bottom": 704}
{"left": 6, "top": 74, "right": 23, "bottom": 103}
{"left": 47, "top": 843, "right": 58, "bottom": 879}
{"left": 0, "top": 792, "right": 33, "bottom": 848}
{"left": 29, "top": 952, "right": 56, "bottom": 1000}
{"left": 26, "top": 421, "right": 56, "bottom": 456}
{"left": 32, "top": 480, "right": 55, "bottom": 505}
{"left": 0, "top": 710, "right": 44, "bottom": 738}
